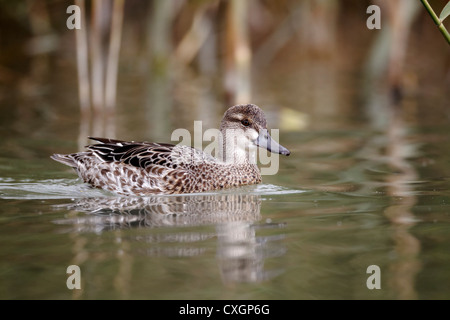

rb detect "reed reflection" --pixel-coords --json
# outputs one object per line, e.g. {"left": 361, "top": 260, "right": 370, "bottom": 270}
{"left": 54, "top": 193, "right": 286, "bottom": 285}
{"left": 384, "top": 106, "right": 421, "bottom": 300}
{"left": 363, "top": 79, "right": 421, "bottom": 299}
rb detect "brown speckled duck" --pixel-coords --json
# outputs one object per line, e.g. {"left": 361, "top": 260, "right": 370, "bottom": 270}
{"left": 51, "top": 104, "right": 290, "bottom": 195}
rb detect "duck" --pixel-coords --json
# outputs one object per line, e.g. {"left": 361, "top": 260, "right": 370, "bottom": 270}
{"left": 51, "top": 104, "right": 290, "bottom": 196}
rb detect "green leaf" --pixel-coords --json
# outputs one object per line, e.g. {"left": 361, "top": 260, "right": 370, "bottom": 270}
{"left": 439, "top": 1, "right": 450, "bottom": 21}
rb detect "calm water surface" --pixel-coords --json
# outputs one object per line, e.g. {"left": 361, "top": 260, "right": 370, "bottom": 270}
{"left": 1, "top": 110, "right": 450, "bottom": 300}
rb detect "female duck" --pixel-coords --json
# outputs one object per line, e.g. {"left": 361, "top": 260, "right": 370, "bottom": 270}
{"left": 51, "top": 104, "right": 290, "bottom": 195}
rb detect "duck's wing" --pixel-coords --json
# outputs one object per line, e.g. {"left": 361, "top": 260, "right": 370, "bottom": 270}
{"left": 87, "top": 137, "right": 216, "bottom": 170}
{"left": 87, "top": 137, "right": 178, "bottom": 169}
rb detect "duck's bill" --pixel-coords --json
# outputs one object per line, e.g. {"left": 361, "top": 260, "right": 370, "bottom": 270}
{"left": 254, "top": 129, "right": 290, "bottom": 156}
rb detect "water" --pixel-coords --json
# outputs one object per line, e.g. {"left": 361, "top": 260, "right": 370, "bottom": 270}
{"left": 1, "top": 2, "right": 449, "bottom": 299}
{"left": 1, "top": 117, "right": 450, "bottom": 300}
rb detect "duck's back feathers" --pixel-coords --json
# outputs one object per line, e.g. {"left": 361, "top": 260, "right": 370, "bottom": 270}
{"left": 87, "top": 137, "right": 179, "bottom": 169}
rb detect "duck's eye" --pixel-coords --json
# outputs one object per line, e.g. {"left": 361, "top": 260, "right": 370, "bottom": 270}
{"left": 241, "top": 119, "right": 250, "bottom": 127}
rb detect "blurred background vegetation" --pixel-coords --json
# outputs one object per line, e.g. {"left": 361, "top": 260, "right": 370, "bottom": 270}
{"left": 0, "top": 0, "right": 449, "bottom": 146}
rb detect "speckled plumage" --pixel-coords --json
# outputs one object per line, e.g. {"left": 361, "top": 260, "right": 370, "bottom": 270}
{"left": 51, "top": 104, "right": 290, "bottom": 196}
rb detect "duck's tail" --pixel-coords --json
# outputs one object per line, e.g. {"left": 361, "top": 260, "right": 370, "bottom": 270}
{"left": 50, "top": 154, "right": 77, "bottom": 168}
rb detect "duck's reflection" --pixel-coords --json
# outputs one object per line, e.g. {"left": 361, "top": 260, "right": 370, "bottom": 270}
{"left": 54, "top": 193, "right": 285, "bottom": 284}
{"left": 216, "top": 220, "right": 286, "bottom": 283}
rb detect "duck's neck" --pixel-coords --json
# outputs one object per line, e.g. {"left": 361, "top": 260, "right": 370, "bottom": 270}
{"left": 217, "top": 130, "right": 257, "bottom": 165}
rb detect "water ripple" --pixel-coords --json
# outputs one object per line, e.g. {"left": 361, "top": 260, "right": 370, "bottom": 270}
{"left": 0, "top": 177, "right": 304, "bottom": 200}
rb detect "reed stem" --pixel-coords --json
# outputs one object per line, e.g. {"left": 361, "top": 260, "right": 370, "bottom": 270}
{"left": 105, "top": 0, "right": 124, "bottom": 113}
{"left": 74, "top": 0, "right": 90, "bottom": 116}
{"left": 90, "top": 0, "right": 107, "bottom": 112}
{"left": 420, "top": 0, "right": 450, "bottom": 44}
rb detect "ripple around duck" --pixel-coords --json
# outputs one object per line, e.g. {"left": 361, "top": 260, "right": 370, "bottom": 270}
{"left": 0, "top": 177, "right": 305, "bottom": 200}
{"left": 0, "top": 178, "right": 112, "bottom": 200}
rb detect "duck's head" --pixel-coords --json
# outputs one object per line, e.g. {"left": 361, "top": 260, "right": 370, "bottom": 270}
{"left": 219, "top": 104, "right": 290, "bottom": 163}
